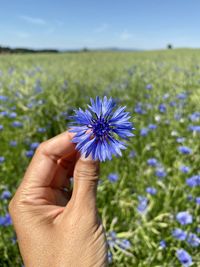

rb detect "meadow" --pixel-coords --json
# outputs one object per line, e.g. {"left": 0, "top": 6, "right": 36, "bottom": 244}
{"left": 0, "top": 50, "right": 200, "bottom": 266}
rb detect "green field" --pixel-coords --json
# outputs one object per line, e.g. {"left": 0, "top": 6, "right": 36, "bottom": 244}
{"left": 0, "top": 50, "right": 200, "bottom": 266}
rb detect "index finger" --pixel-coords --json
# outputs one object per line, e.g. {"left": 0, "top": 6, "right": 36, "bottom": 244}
{"left": 22, "top": 131, "right": 76, "bottom": 187}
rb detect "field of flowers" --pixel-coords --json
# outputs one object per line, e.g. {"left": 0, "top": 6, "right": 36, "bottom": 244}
{"left": 0, "top": 50, "right": 200, "bottom": 266}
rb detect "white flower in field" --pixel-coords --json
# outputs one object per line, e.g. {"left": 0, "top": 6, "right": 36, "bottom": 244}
{"left": 155, "top": 115, "right": 161, "bottom": 122}
{"left": 171, "top": 130, "right": 178, "bottom": 136}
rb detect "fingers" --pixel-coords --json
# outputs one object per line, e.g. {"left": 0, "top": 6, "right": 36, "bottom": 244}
{"left": 50, "top": 151, "right": 77, "bottom": 189}
{"left": 22, "top": 131, "right": 76, "bottom": 188}
{"left": 68, "top": 154, "right": 100, "bottom": 211}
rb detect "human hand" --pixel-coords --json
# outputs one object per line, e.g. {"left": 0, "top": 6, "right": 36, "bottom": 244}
{"left": 9, "top": 131, "right": 108, "bottom": 267}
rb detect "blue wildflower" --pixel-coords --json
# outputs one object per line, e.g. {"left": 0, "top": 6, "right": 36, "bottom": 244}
{"left": 159, "top": 240, "right": 166, "bottom": 249}
{"left": 196, "top": 197, "right": 200, "bottom": 205}
{"left": 25, "top": 150, "right": 34, "bottom": 158}
{"left": 158, "top": 103, "right": 167, "bottom": 113}
{"left": 186, "top": 175, "right": 200, "bottom": 187}
{"left": 148, "top": 124, "right": 157, "bottom": 130}
{"left": 1, "top": 190, "right": 11, "bottom": 200}
{"left": 146, "top": 84, "right": 153, "bottom": 90}
{"left": 155, "top": 167, "right": 166, "bottom": 178}
{"left": 146, "top": 187, "right": 157, "bottom": 195}
{"left": 108, "top": 173, "right": 119, "bottom": 182}
{"left": 119, "top": 239, "right": 131, "bottom": 250}
{"left": 172, "top": 228, "right": 187, "bottom": 241}
{"left": 134, "top": 103, "right": 145, "bottom": 114}
{"left": 108, "top": 251, "right": 112, "bottom": 263}
{"left": 176, "top": 249, "right": 192, "bottom": 267}
{"left": 188, "top": 125, "right": 200, "bottom": 132}
{"left": 0, "top": 124, "right": 3, "bottom": 130}
{"left": 176, "top": 137, "right": 185, "bottom": 143}
{"left": 147, "top": 158, "right": 158, "bottom": 167}
{"left": 187, "top": 233, "right": 200, "bottom": 247}
{"left": 0, "top": 156, "right": 5, "bottom": 163}
{"left": 37, "top": 127, "right": 46, "bottom": 133}
{"left": 137, "top": 196, "right": 148, "bottom": 213}
{"left": 70, "top": 96, "right": 134, "bottom": 161}
{"left": 176, "top": 92, "right": 187, "bottom": 100}
{"left": 0, "top": 95, "right": 8, "bottom": 101}
{"left": 129, "top": 150, "right": 136, "bottom": 158}
{"left": 0, "top": 111, "right": 9, "bottom": 117}
{"left": 12, "top": 121, "right": 23, "bottom": 128}
{"left": 30, "top": 142, "right": 40, "bottom": 150}
{"left": 179, "top": 166, "right": 190, "bottom": 174}
{"left": 178, "top": 146, "right": 192, "bottom": 155}
{"left": 188, "top": 112, "right": 200, "bottom": 122}
{"left": 0, "top": 213, "right": 12, "bottom": 226}
{"left": 8, "top": 112, "right": 17, "bottom": 119}
{"left": 176, "top": 211, "right": 193, "bottom": 225}
{"left": 9, "top": 140, "right": 17, "bottom": 147}
{"left": 140, "top": 128, "right": 149, "bottom": 136}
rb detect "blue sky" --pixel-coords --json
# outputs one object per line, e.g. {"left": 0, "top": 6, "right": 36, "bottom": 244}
{"left": 1, "top": 0, "right": 200, "bottom": 50}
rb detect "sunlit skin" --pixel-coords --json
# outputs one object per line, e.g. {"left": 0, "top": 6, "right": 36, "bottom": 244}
{"left": 9, "top": 131, "right": 108, "bottom": 267}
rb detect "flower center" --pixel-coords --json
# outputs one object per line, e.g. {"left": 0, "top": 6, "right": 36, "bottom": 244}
{"left": 91, "top": 116, "right": 111, "bottom": 139}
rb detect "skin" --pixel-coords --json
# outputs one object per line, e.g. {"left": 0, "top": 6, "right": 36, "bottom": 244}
{"left": 9, "top": 131, "right": 108, "bottom": 267}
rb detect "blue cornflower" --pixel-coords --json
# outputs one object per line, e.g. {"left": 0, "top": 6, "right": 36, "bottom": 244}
{"left": 0, "top": 213, "right": 12, "bottom": 226}
{"left": 0, "top": 95, "right": 8, "bottom": 101}
{"left": 12, "top": 121, "right": 23, "bottom": 128}
{"left": 1, "top": 190, "right": 11, "bottom": 200}
{"left": 176, "top": 137, "right": 185, "bottom": 143}
{"left": 188, "top": 112, "right": 200, "bottom": 122}
{"left": 108, "top": 173, "right": 119, "bottom": 182}
{"left": 187, "top": 233, "right": 200, "bottom": 247}
{"left": 129, "top": 150, "right": 136, "bottom": 158}
{"left": 188, "top": 125, "right": 200, "bottom": 132}
{"left": 119, "top": 239, "right": 131, "bottom": 250}
{"left": 186, "top": 175, "right": 200, "bottom": 187}
{"left": 140, "top": 128, "right": 149, "bottom": 136}
{"left": 147, "top": 158, "right": 158, "bottom": 167}
{"left": 146, "top": 84, "right": 153, "bottom": 90}
{"left": 8, "top": 112, "right": 17, "bottom": 119}
{"left": 158, "top": 103, "right": 167, "bottom": 113}
{"left": 0, "top": 156, "right": 5, "bottom": 163}
{"left": 0, "top": 111, "right": 9, "bottom": 117}
{"left": 30, "top": 142, "right": 40, "bottom": 150}
{"left": 134, "top": 103, "right": 146, "bottom": 114}
{"left": 176, "top": 249, "right": 192, "bottom": 267}
{"left": 108, "top": 251, "right": 112, "bottom": 263}
{"left": 146, "top": 187, "right": 157, "bottom": 195}
{"left": 178, "top": 146, "right": 192, "bottom": 155}
{"left": 172, "top": 228, "right": 187, "bottom": 241}
{"left": 176, "top": 92, "right": 187, "bottom": 100}
{"left": 9, "top": 140, "right": 17, "bottom": 147}
{"left": 70, "top": 96, "right": 134, "bottom": 161}
{"left": 196, "top": 197, "right": 200, "bottom": 205}
{"left": 137, "top": 196, "right": 148, "bottom": 213}
{"left": 179, "top": 166, "right": 190, "bottom": 174}
{"left": 0, "top": 124, "right": 3, "bottom": 130}
{"left": 148, "top": 124, "right": 157, "bottom": 130}
{"left": 159, "top": 240, "right": 166, "bottom": 249}
{"left": 25, "top": 150, "right": 34, "bottom": 158}
{"left": 37, "top": 127, "right": 46, "bottom": 133}
{"left": 155, "top": 167, "right": 166, "bottom": 178}
{"left": 176, "top": 211, "right": 193, "bottom": 225}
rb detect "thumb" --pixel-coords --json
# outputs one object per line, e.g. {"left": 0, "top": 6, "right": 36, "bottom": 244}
{"left": 70, "top": 154, "right": 100, "bottom": 210}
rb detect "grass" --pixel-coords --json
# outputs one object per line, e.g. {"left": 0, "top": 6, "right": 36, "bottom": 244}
{"left": 0, "top": 50, "right": 200, "bottom": 266}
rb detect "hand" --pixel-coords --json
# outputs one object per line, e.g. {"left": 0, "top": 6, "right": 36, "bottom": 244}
{"left": 9, "top": 131, "right": 108, "bottom": 267}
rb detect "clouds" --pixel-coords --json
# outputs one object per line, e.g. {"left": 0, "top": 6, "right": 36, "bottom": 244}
{"left": 19, "top": 15, "right": 46, "bottom": 25}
